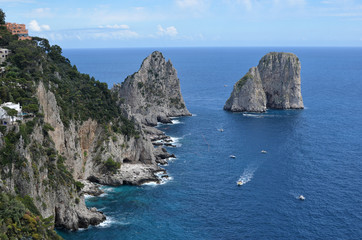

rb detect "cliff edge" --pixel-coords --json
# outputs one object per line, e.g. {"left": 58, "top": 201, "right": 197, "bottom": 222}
{"left": 224, "top": 52, "right": 304, "bottom": 112}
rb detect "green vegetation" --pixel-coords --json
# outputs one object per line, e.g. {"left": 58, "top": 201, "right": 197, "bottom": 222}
{"left": 0, "top": 8, "right": 5, "bottom": 25}
{"left": 0, "top": 9, "right": 140, "bottom": 238}
{"left": 74, "top": 181, "right": 84, "bottom": 192}
{"left": 0, "top": 193, "right": 62, "bottom": 240}
{"left": 104, "top": 157, "right": 121, "bottom": 174}
{"left": 169, "top": 97, "right": 185, "bottom": 109}
{"left": 43, "top": 123, "right": 55, "bottom": 132}
{"left": 236, "top": 72, "right": 252, "bottom": 91}
{"left": 137, "top": 82, "right": 144, "bottom": 89}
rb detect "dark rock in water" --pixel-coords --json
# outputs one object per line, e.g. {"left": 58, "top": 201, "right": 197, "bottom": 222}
{"left": 113, "top": 51, "right": 191, "bottom": 126}
{"left": 152, "top": 142, "right": 163, "bottom": 146}
{"left": 224, "top": 52, "right": 304, "bottom": 112}
{"left": 164, "top": 143, "right": 176, "bottom": 147}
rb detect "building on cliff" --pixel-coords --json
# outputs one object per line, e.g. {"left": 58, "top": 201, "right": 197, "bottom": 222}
{"left": 0, "top": 102, "right": 23, "bottom": 124}
{"left": 5, "top": 22, "right": 32, "bottom": 40}
{"left": 0, "top": 48, "right": 9, "bottom": 64}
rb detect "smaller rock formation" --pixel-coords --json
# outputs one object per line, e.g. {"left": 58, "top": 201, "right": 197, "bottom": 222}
{"left": 224, "top": 67, "right": 266, "bottom": 112}
{"left": 113, "top": 51, "right": 191, "bottom": 126}
{"left": 224, "top": 52, "right": 304, "bottom": 112}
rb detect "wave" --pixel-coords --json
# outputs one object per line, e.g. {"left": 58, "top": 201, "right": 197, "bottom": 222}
{"left": 97, "top": 217, "right": 131, "bottom": 228}
{"left": 171, "top": 119, "right": 182, "bottom": 124}
{"left": 237, "top": 165, "right": 258, "bottom": 185}
{"left": 170, "top": 136, "right": 182, "bottom": 147}
{"left": 84, "top": 194, "right": 93, "bottom": 200}
{"left": 142, "top": 172, "right": 173, "bottom": 186}
{"left": 100, "top": 186, "right": 115, "bottom": 193}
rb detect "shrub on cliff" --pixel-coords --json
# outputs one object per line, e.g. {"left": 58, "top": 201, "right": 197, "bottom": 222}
{"left": 104, "top": 157, "right": 121, "bottom": 174}
{"left": 0, "top": 193, "right": 61, "bottom": 240}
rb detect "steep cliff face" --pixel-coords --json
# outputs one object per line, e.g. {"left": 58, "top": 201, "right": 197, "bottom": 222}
{"left": 113, "top": 51, "right": 191, "bottom": 126}
{"left": 224, "top": 67, "right": 266, "bottom": 112}
{"left": 36, "top": 82, "right": 160, "bottom": 188}
{"left": 0, "top": 32, "right": 186, "bottom": 237}
{"left": 224, "top": 52, "right": 304, "bottom": 112}
{"left": 0, "top": 113, "right": 105, "bottom": 231}
{"left": 258, "top": 52, "right": 304, "bottom": 109}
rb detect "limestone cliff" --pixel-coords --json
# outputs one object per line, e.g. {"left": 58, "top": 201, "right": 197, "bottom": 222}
{"left": 224, "top": 67, "right": 266, "bottom": 112}
{"left": 224, "top": 52, "right": 304, "bottom": 112}
{"left": 113, "top": 51, "right": 191, "bottom": 126}
{"left": 0, "top": 78, "right": 165, "bottom": 231}
{"left": 0, "top": 34, "right": 186, "bottom": 237}
{"left": 37, "top": 82, "right": 159, "bottom": 187}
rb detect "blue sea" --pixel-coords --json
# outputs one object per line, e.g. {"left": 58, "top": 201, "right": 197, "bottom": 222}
{"left": 58, "top": 47, "right": 362, "bottom": 240}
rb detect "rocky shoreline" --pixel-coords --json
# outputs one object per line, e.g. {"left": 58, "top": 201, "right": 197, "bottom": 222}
{"left": 80, "top": 122, "right": 180, "bottom": 197}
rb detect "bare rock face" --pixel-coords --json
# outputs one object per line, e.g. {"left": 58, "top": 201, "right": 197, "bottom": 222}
{"left": 258, "top": 52, "right": 304, "bottom": 109}
{"left": 113, "top": 51, "right": 191, "bottom": 126}
{"left": 224, "top": 67, "right": 266, "bottom": 112}
{"left": 224, "top": 52, "right": 304, "bottom": 112}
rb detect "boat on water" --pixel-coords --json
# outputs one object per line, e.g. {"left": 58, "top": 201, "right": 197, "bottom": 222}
{"left": 218, "top": 128, "right": 224, "bottom": 132}
{"left": 237, "top": 181, "right": 243, "bottom": 186}
{"left": 299, "top": 195, "right": 305, "bottom": 201}
{"left": 229, "top": 155, "right": 236, "bottom": 159}
{"left": 261, "top": 150, "right": 267, "bottom": 154}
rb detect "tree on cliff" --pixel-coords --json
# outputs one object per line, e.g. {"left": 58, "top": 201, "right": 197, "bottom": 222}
{"left": 0, "top": 9, "right": 5, "bottom": 25}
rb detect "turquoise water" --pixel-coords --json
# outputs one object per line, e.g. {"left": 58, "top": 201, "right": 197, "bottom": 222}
{"left": 59, "top": 48, "right": 362, "bottom": 240}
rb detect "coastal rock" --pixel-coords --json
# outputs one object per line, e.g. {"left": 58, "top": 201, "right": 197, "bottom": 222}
{"left": 224, "top": 67, "right": 266, "bottom": 112}
{"left": 80, "top": 180, "right": 104, "bottom": 196}
{"left": 113, "top": 51, "right": 191, "bottom": 126}
{"left": 224, "top": 52, "right": 304, "bottom": 112}
{"left": 258, "top": 52, "right": 304, "bottom": 109}
{"left": 89, "top": 163, "right": 161, "bottom": 186}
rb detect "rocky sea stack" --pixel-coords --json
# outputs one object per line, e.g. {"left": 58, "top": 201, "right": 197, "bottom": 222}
{"left": 113, "top": 51, "right": 191, "bottom": 126}
{"left": 224, "top": 52, "right": 304, "bottom": 112}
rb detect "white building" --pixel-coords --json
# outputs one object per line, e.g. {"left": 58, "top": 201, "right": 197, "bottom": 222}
{"left": 0, "top": 102, "right": 23, "bottom": 124}
{"left": 0, "top": 48, "right": 9, "bottom": 64}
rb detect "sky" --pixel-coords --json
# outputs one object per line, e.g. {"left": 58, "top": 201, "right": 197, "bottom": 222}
{"left": 1, "top": 0, "right": 362, "bottom": 48}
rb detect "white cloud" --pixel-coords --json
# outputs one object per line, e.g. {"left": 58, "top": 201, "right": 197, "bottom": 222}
{"left": 28, "top": 20, "right": 51, "bottom": 32}
{"left": 176, "top": 0, "right": 208, "bottom": 12}
{"left": 99, "top": 24, "right": 130, "bottom": 29}
{"left": 157, "top": 25, "right": 178, "bottom": 37}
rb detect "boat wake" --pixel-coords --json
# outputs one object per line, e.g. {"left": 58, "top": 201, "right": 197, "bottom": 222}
{"left": 242, "top": 113, "right": 264, "bottom": 118}
{"left": 237, "top": 165, "right": 257, "bottom": 185}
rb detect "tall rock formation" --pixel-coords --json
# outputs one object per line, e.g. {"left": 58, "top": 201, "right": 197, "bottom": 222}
{"left": 224, "top": 52, "right": 304, "bottom": 112}
{"left": 113, "top": 51, "right": 191, "bottom": 126}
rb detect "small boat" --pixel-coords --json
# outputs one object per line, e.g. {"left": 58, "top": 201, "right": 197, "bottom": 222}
{"left": 218, "top": 128, "right": 224, "bottom": 132}
{"left": 229, "top": 155, "right": 236, "bottom": 159}
{"left": 299, "top": 195, "right": 305, "bottom": 201}
{"left": 237, "top": 181, "right": 243, "bottom": 186}
{"left": 261, "top": 150, "right": 267, "bottom": 154}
